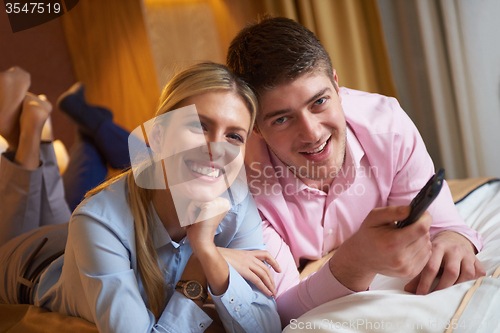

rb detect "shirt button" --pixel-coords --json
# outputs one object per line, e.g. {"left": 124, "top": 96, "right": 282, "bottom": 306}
{"left": 166, "top": 283, "right": 173, "bottom": 289}
{"left": 199, "top": 323, "right": 205, "bottom": 329}
{"left": 327, "top": 229, "right": 333, "bottom": 235}
{"left": 229, "top": 297, "right": 235, "bottom": 303}
{"left": 235, "top": 305, "right": 241, "bottom": 311}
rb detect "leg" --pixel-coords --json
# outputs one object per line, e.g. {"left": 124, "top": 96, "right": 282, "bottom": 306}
{"left": 0, "top": 223, "right": 68, "bottom": 304}
{"left": 58, "top": 83, "right": 130, "bottom": 169}
{"left": 0, "top": 92, "right": 70, "bottom": 247}
{"left": 0, "top": 66, "right": 30, "bottom": 151}
{"left": 62, "top": 132, "right": 108, "bottom": 211}
{"left": 93, "top": 118, "right": 130, "bottom": 169}
{"left": 17, "top": 93, "right": 71, "bottom": 226}
{"left": 0, "top": 151, "right": 44, "bottom": 247}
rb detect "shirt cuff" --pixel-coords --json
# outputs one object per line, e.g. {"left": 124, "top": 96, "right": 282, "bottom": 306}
{"left": 1, "top": 152, "right": 43, "bottom": 192}
{"left": 209, "top": 264, "right": 255, "bottom": 327}
{"left": 157, "top": 291, "right": 212, "bottom": 333}
{"left": 300, "top": 261, "right": 356, "bottom": 308}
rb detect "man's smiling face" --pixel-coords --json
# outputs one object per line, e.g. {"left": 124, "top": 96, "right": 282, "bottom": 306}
{"left": 255, "top": 71, "right": 347, "bottom": 188}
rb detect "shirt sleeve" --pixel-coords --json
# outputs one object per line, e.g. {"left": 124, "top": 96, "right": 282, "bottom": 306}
{"left": 262, "top": 219, "right": 354, "bottom": 327}
{"left": 386, "top": 101, "right": 483, "bottom": 251}
{"left": 69, "top": 215, "right": 212, "bottom": 333}
{"left": 209, "top": 196, "right": 281, "bottom": 333}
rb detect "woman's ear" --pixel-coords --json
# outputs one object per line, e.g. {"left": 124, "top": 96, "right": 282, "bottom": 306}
{"left": 149, "top": 125, "right": 162, "bottom": 153}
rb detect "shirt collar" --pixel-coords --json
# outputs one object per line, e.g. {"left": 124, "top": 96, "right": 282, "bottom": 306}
{"left": 345, "top": 123, "right": 365, "bottom": 169}
{"left": 150, "top": 201, "right": 224, "bottom": 249}
{"left": 151, "top": 203, "right": 173, "bottom": 249}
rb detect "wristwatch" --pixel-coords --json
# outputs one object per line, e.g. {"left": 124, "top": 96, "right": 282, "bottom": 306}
{"left": 175, "top": 280, "right": 208, "bottom": 302}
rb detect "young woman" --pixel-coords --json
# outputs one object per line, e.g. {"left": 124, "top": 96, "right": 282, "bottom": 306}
{"left": 0, "top": 63, "right": 281, "bottom": 332}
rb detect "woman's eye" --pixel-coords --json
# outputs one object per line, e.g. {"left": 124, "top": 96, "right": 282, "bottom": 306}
{"left": 274, "top": 116, "right": 288, "bottom": 125}
{"left": 187, "top": 121, "right": 205, "bottom": 132}
{"left": 228, "top": 133, "right": 244, "bottom": 143}
{"left": 314, "top": 97, "right": 327, "bottom": 106}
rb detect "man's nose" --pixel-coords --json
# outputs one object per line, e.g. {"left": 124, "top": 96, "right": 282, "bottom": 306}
{"left": 297, "top": 112, "right": 321, "bottom": 143}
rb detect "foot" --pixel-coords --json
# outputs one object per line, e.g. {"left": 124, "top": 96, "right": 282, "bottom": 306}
{"left": 20, "top": 93, "right": 52, "bottom": 137}
{"left": 14, "top": 93, "right": 52, "bottom": 169}
{"left": 57, "top": 82, "right": 113, "bottom": 134}
{"left": 0, "top": 66, "right": 31, "bottom": 149}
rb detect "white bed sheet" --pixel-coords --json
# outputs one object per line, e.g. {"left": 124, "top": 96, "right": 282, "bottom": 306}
{"left": 283, "top": 181, "right": 500, "bottom": 333}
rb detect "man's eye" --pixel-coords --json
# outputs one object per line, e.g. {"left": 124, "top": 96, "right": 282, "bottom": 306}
{"left": 274, "top": 116, "right": 287, "bottom": 125}
{"left": 314, "top": 97, "right": 327, "bottom": 106}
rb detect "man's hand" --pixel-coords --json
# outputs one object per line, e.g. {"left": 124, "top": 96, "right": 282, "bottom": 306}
{"left": 329, "top": 206, "right": 433, "bottom": 292}
{"left": 404, "top": 231, "right": 486, "bottom": 295}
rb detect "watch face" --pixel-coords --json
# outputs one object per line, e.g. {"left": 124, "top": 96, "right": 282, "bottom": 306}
{"left": 185, "top": 281, "right": 202, "bottom": 299}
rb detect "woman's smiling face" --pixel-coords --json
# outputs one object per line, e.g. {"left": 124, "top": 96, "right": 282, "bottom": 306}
{"left": 157, "top": 90, "right": 251, "bottom": 204}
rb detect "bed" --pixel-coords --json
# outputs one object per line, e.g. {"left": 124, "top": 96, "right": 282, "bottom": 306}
{"left": 285, "top": 177, "right": 500, "bottom": 333}
{"left": 1, "top": 177, "right": 499, "bottom": 332}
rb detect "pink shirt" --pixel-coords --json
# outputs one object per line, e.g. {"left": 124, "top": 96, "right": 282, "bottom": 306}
{"left": 245, "top": 87, "right": 483, "bottom": 325}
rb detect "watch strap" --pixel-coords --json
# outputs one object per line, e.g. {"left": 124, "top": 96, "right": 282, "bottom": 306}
{"left": 175, "top": 280, "right": 208, "bottom": 302}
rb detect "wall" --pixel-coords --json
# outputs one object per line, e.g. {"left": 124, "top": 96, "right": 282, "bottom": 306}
{"left": 0, "top": 9, "right": 76, "bottom": 149}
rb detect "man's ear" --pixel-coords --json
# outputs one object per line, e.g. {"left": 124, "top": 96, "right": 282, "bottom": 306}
{"left": 332, "top": 69, "right": 341, "bottom": 103}
{"left": 252, "top": 125, "right": 262, "bottom": 139}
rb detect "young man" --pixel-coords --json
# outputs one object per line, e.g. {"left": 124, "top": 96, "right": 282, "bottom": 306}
{"left": 227, "top": 17, "right": 485, "bottom": 326}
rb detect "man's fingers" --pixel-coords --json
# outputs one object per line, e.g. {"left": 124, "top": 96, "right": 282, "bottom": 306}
{"left": 404, "top": 274, "right": 421, "bottom": 293}
{"left": 454, "top": 257, "right": 478, "bottom": 285}
{"left": 365, "top": 206, "right": 411, "bottom": 227}
{"left": 415, "top": 248, "right": 443, "bottom": 295}
{"left": 406, "top": 211, "right": 433, "bottom": 234}
{"left": 474, "top": 259, "right": 486, "bottom": 278}
{"left": 433, "top": 256, "right": 460, "bottom": 292}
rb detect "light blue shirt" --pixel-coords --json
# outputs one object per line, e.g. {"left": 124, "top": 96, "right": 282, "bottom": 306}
{"left": 35, "top": 176, "right": 281, "bottom": 333}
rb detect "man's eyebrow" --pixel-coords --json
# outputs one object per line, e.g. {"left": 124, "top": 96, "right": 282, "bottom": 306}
{"left": 305, "top": 87, "right": 331, "bottom": 106}
{"left": 262, "top": 108, "right": 291, "bottom": 122}
{"left": 262, "top": 87, "right": 332, "bottom": 122}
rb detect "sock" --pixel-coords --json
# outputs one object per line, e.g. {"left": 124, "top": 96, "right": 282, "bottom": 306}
{"left": 57, "top": 82, "right": 113, "bottom": 134}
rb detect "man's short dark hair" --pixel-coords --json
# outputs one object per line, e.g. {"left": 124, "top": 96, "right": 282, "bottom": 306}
{"left": 227, "top": 16, "right": 334, "bottom": 96}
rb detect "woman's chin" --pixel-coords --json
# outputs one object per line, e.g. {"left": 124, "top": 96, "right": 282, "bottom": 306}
{"left": 173, "top": 184, "right": 227, "bottom": 203}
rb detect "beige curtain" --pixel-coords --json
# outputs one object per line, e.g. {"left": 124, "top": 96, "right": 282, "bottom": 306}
{"left": 263, "top": 0, "right": 397, "bottom": 97}
{"left": 378, "top": 0, "right": 500, "bottom": 179}
{"left": 143, "top": 0, "right": 265, "bottom": 87}
{"left": 415, "top": 0, "right": 500, "bottom": 178}
{"left": 61, "top": 0, "right": 160, "bottom": 132}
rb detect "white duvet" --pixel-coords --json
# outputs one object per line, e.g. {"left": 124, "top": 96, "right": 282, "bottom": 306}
{"left": 284, "top": 181, "right": 500, "bottom": 333}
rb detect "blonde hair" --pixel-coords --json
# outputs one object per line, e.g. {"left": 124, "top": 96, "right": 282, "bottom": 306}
{"left": 86, "top": 62, "right": 257, "bottom": 319}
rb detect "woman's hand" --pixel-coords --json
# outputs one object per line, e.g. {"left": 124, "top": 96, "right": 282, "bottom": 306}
{"left": 185, "top": 197, "right": 231, "bottom": 296}
{"left": 185, "top": 197, "right": 230, "bottom": 251}
{"left": 218, "top": 248, "right": 281, "bottom": 297}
